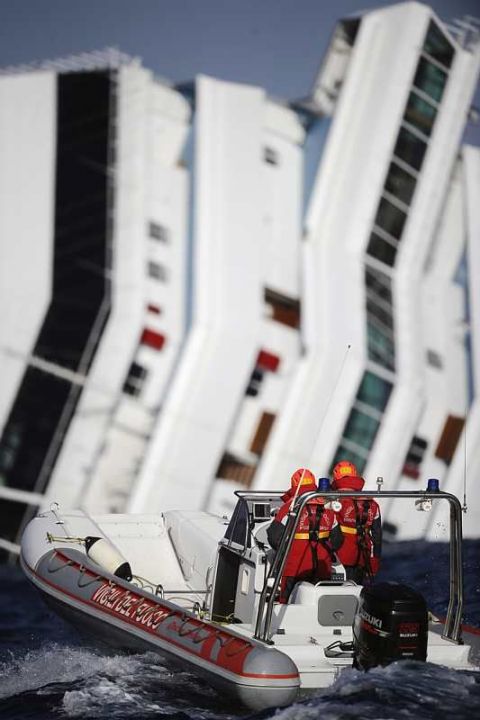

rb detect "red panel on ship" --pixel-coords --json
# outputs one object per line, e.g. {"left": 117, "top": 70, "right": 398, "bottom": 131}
{"left": 141, "top": 328, "right": 166, "bottom": 350}
{"left": 256, "top": 349, "right": 280, "bottom": 372}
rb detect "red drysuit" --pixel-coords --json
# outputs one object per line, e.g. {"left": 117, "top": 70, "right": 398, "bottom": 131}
{"left": 267, "top": 484, "right": 342, "bottom": 601}
{"left": 334, "top": 492, "right": 382, "bottom": 582}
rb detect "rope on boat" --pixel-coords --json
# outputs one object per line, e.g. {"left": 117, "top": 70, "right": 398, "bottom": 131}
{"left": 211, "top": 612, "right": 238, "bottom": 624}
{"left": 77, "top": 565, "right": 102, "bottom": 588}
{"left": 222, "top": 637, "right": 252, "bottom": 657}
{"left": 46, "top": 553, "right": 75, "bottom": 574}
{"left": 307, "top": 343, "right": 351, "bottom": 466}
{"left": 178, "top": 617, "right": 203, "bottom": 637}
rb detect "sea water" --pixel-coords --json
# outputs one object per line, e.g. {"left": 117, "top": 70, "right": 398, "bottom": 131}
{"left": 1, "top": 540, "right": 479, "bottom": 720}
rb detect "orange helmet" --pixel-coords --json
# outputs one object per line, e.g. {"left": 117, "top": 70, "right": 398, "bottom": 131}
{"left": 333, "top": 460, "right": 358, "bottom": 482}
{"left": 290, "top": 468, "right": 316, "bottom": 489}
{"left": 331, "top": 460, "right": 364, "bottom": 491}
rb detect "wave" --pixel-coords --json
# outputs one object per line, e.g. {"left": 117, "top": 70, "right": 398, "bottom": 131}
{"left": 269, "top": 661, "right": 480, "bottom": 720}
{"left": 0, "top": 645, "right": 238, "bottom": 720}
{"left": 1, "top": 647, "right": 479, "bottom": 720}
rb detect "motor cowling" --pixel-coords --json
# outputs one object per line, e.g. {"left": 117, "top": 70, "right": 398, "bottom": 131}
{"left": 353, "top": 582, "right": 428, "bottom": 670}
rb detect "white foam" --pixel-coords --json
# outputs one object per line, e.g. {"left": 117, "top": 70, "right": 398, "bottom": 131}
{"left": 0, "top": 644, "right": 163, "bottom": 700}
{"left": 61, "top": 655, "right": 215, "bottom": 718}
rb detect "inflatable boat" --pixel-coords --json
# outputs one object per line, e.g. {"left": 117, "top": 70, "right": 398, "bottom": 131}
{"left": 20, "top": 485, "right": 480, "bottom": 711}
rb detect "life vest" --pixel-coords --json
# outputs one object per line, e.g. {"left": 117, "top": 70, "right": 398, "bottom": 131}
{"left": 274, "top": 493, "right": 338, "bottom": 579}
{"left": 334, "top": 496, "right": 381, "bottom": 576}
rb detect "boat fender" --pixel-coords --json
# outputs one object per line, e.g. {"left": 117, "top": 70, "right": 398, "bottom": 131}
{"left": 84, "top": 536, "right": 132, "bottom": 581}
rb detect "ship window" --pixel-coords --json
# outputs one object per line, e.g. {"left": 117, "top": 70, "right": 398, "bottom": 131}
{"left": 0, "top": 497, "right": 29, "bottom": 548}
{"left": 393, "top": 126, "right": 427, "bottom": 171}
{"left": 404, "top": 91, "right": 437, "bottom": 138}
{"left": 367, "top": 298, "right": 393, "bottom": 327}
{"left": 374, "top": 197, "right": 408, "bottom": 240}
{"left": 264, "top": 288, "right": 301, "bottom": 329}
{"left": 435, "top": 415, "right": 465, "bottom": 465}
{"left": 148, "top": 222, "right": 169, "bottom": 242}
{"left": 0, "top": 424, "right": 22, "bottom": 474}
{"left": 123, "top": 362, "right": 148, "bottom": 397}
{"left": 264, "top": 147, "right": 279, "bottom": 165}
{"left": 343, "top": 408, "right": 380, "bottom": 452}
{"left": 357, "top": 371, "right": 392, "bottom": 413}
{"left": 148, "top": 261, "right": 168, "bottom": 281}
{"left": 217, "top": 452, "right": 256, "bottom": 487}
{"left": 367, "top": 322, "right": 395, "bottom": 372}
{"left": 365, "top": 266, "right": 395, "bottom": 371}
{"left": 331, "top": 372, "right": 392, "bottom": 476}
{"left": 367, "top": 303, "right": 394, "bottom": 335}
{"left": 365, "top": 266, "right": 393, "bottom": 324}
{"left": 250, "top": 412, "right": 276, "bottom": 456}
{"left": 383, "top": 162, "right": 417, "bottom": 206}
{"left": 413, "top": 57, "right": 448, "bottom": 104}
{"left": 246, "top": 368, "right": 264, "bottom": 397}
{"left": 427, "top": 348, "right": 443, "bottom": 368}
{"left": 367, "top": 232, "right": 397, "bottom": 267}
{"left": 340, "top": 18, "right": 360, "bottom": 46}
{"left": 423, "top": 20, "right": 454, "bottom": 70}
{"left": 403, "top": 435, "right": 428, "bottom": 479}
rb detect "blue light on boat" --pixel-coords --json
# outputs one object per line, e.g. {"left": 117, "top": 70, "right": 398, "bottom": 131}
{"left": 427, "top": 478, "right": 440, "bottom": 492}
{"left": 318, "top": 477, "right": 330, "bottom": 491}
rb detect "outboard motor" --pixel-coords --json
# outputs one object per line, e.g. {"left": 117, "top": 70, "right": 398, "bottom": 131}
{"left": 353, "top": 582, "right": 428, "bottom": 670}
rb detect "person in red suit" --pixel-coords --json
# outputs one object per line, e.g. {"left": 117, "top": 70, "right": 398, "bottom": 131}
{"left": 267, "top": 468, "right": 342, "bottom": 602}
{"left": 331, "top": 460, "right": 382, "bottom": 584}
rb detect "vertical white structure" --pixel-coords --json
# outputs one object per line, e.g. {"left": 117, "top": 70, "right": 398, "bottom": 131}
{"left": 410, "top": 145, "right": 480, "bottom": 541}
{"left": 249, "top": 4, "right": 480, "bottom": 541}
{"left": 0, "top": 71, "right": 56, "bottom": 458}
{"left": 45, "top": 66, "right": 191, "bottom": 514}
{"left": 0, "top": 4, "right": 479, "bottom": 551}
{"left": 129, "top": 76, "right": 267, "bottom": 512}
{"left": 0, "top": 53, "right": 192, "bottom": 550}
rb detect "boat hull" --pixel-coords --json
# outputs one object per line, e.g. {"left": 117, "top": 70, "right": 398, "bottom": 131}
{"left": 20, "top": 547, "right": 300, "bottom": 711}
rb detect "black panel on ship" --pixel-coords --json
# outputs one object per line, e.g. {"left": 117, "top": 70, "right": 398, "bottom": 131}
{"left": 0, "top": 71, "right": 114, "bottom": 548}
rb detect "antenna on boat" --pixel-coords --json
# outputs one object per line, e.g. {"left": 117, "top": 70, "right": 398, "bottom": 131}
{"left": 286, "top": 344, "right": 352, "bottom": 512}
{"left": 308, "top": 343, "right": 352, "bottom": 471}
{"left": 462, "top": 401, "right": 468, "bottom": 513}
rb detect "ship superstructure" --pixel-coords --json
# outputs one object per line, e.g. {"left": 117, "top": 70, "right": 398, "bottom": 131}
{"left": 0, "top": 3, "right": 479, "bottom": 553}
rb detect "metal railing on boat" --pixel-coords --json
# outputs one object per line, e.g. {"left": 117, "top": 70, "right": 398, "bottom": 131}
{"left": 253, "top": 489, "right": 464, "bottom": 646}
